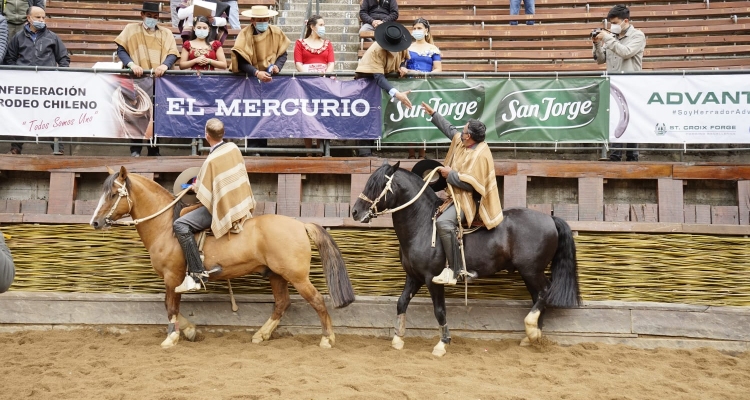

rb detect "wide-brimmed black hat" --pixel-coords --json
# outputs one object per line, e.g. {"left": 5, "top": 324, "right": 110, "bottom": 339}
{"left": 411, "top": 159, "right": 447, "bottom": 192}
{"left": 374, "top": 21, "right": 412, "bottom": 53}
{"left": 133, "top": 1, "right": 169, "bottom": 13}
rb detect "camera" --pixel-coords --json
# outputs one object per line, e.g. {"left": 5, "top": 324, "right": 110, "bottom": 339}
{"left": 591, "top": 29, "right": 602, "bottom": 39}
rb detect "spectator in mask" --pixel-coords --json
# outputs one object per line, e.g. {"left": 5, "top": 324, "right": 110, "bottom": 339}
{"left": 179, "top": 16, "right": 227, "bottom": 70}
{"left": 176, "top": 0, "right": 230, "bottom": 45}
{"left": 3, "top": 0, "right": 44, "bottom": 41}
{"left": 115, "top": 1, "right": 180, "bottom": 157}
{"left": 594, "top": 4, "right": 645, "bottom": 162}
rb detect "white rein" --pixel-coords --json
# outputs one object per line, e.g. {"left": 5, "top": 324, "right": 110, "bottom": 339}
{"left": 358, "top": 166, "right": 442, "bottom": 217}
{"left": 104, "top": 180, "right": 191, "bottom": 226}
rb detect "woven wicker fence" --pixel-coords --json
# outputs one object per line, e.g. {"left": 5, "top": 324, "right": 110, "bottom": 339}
{"left": 3, "top": 224, "right": 750, "bottom": 306}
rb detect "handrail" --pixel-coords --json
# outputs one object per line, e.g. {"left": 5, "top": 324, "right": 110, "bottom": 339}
{"left": 1, "top": 65, "right": 749, "bottom": 77}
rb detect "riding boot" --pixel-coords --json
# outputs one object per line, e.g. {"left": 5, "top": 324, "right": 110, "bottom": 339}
{"left": 174, "top": 232, "right": 207, "bottom": 293}
{"left": 432, "top": 222, "right": 461, "bottom": 285}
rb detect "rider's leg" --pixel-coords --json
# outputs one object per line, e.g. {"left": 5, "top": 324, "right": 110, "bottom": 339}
{"left": 432, "top": 205, "right": 462, "bottom": 286}
{"left": 173, "top": 207, "right": 212, "bottom": 293}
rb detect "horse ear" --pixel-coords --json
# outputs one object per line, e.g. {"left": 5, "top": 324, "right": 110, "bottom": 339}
{"left": 391, "top": 161, "right": 401, "bottom": 172}
{"left": 105, "top": 166, "right": 115, "bottom": 174}
{"left": 119, "top": 166, "right": 128, "bottom": 180}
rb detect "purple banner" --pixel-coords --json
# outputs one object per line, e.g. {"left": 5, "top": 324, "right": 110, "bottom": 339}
{"left": 155, "top": 75, "right": 382, "bottom": 139}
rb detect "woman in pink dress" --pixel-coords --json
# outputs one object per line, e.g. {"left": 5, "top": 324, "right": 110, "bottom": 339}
{"left": 294, "top": 15, "right": 336, "bottom": 152}
{"left": 179, "top": 16, "right": 228, "bottom": 71}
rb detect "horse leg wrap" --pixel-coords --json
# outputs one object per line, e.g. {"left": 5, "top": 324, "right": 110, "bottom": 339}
{"left": 167, "top": 323, "right": 176, "bottom": 335}
{"left": 395, "top": 314, "right": 406, "bottom": 337}
{"left": 439, "top": 324, "right": 451, "bottom": 344}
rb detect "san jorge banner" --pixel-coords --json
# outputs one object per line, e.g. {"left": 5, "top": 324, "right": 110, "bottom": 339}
{"left": 0, "top": 70, "right": 153, "bottom": 138}
{"left": 382, "top": 78, "right": 609, "bottom": 143}
{"left": 155, "top": 75, "right": 382, "bottom": 139}
{"left": 610, "top": 75, "right": 750, "bottom": 144}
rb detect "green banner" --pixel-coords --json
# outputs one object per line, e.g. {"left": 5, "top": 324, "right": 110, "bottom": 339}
{"left": 382, "top": 78, "right": 609, "bottom": 143}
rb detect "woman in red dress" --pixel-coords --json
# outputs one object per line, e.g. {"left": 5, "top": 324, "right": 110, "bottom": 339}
{"left": 294, "top": 15, "right": 335, "bottom": 73}
{"left": 294, "top": 15, "right": 335, "bottom": 152}
{"left": 179, "top": 16, "right": 228, "bottom": 71}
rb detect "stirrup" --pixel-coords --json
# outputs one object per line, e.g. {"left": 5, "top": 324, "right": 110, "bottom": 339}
{"left": 432, "top": 268, "right": 457, "bottom": 286}
{"left": 174, "top": 274, "right": 204, "bottom": 293}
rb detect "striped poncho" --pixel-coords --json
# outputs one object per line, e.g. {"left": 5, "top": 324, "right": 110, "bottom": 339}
{"left": 195, "top": 142, "right": 256, "bottom": 238}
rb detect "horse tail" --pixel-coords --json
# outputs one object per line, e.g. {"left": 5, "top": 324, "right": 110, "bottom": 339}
{"left": 546, "top": 216, "right": 581, "bottom": 308}
{"left": 304, "top": 223, "right": 355, "bottom": 309}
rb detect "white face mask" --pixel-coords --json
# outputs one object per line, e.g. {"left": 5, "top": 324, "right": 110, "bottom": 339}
{"left": 609, "top": 21, "right": 624, "bottom": 35}
{"left": 195, "top": 29, "right": 209, "bottom": 39}
{"left": 144, "top": 17, "right": 158, "bottom": 29}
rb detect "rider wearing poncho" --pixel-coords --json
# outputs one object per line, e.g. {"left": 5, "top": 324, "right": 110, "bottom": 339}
{"left": 174, "top": 118, "right": 256, "bottom": 293}
{"left": 421, "top": 102, "right": 504, "bottom": 285}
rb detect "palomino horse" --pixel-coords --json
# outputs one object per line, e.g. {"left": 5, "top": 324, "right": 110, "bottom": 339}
{"left": 351, "top": 162, "right": 580, "bottom": 356}
{"left": 90, "top": 166, "right": 354, "bottom": 349}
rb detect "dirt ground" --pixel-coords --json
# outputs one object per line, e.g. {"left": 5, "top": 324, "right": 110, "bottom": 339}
{"left": 1, "top": 327, "right": 748, "bottom": 400}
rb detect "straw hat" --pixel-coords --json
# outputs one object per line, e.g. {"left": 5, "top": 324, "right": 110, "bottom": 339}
{"left": 174, "top": 167, "right": 202, "bottom": 205}
{"left": 240, "top": 5, "right": 278, "bottom": 18}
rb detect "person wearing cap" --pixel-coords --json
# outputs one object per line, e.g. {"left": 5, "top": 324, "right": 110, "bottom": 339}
{"left": 115, "top": 1, "right": 180, "bottom": 157}
{"left": 420, "top": 101, "right": 503, "bottom": 286}
{"left": 354, "top": 21, "right": 411, "bottom": 156}
{"left": 231, "top": 5, "right": 289, "bottom": 151}
{"left": 4, "top": 6, "right": 69, "bottom": 155}
{"left": 593, "top": 4, "right": 645, "bottom": 162}
{"left": 173, "top": 118, "right": 256, "bottom": 293}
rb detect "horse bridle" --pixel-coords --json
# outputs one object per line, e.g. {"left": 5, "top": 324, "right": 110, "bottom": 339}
{"left": 103, "top": 180, "right": 133, "bottom": 226}
{"left": 358, "top": 173, "right": 395, "bottom": 219}
{"left": 357, "top": 167, "right": 442, "bottom": 221}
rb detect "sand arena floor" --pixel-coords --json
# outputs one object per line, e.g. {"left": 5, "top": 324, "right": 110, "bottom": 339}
{"left": 1, "top": 327, "right": 748, "bottom": 400}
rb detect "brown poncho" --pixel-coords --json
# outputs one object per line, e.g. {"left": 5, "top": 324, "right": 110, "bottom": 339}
{"left": 230, "top": 25, "right": 290, "bottom": 72}
{"left": 355, "top": 42, "right": 409, "bottom": 74}
{"left": 195, "top": 142, "right": 256, "bottom": 238}
{"left": 114, "top": 23, "right": 179, "bottom": 69}
{"left": 444, "top": 134, "right": 504, "bottom": 229}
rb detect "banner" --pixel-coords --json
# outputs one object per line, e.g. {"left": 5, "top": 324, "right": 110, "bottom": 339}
{"left": 155, "top": 75, "right": 382, "bottom": 139}
{"left": 0, "top": 70, "right": 153, "bottom": 138}
{"left": 610, "top": 75, "right": 750, "bottom": 144}
{"left": 382, "top": 78, "right": 609, "bottom": 143}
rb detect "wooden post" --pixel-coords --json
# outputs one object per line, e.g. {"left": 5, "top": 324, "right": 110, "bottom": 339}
{"left": 277, "top": 174, "right": 301, "bottom": 217}
{"left": 657, "top": 179, "right": 684, "bottom": 223}
{"left": 503, "top": 175, "right": 527, "bottom": 208}
{"left": 47, "top": 172, "right": 76, "bottom": 214}
{"left": 738, "top": 180, "right": 750, "bottom": 225}
{"left": 578, "top": 177, "right": 603, "bottom": 221}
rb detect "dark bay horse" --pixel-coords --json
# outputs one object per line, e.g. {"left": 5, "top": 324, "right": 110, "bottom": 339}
{"left": 90, "top": 167, "right": 354, "bottom": 349}
{"left": 351, "top": 162, "right": 580, "bottom": 356}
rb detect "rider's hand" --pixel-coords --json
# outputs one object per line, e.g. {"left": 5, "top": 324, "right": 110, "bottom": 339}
{"left": 154, "top": 64, "right": 169, "bottom": 77}
{"left": 421, "top": 101, "right": 435, "bottom": 116}
{"left": 398, "top": 66, "right": 409, "bottom": 77}
{"left": 394, "top": 90, "right": 412, "bottom": 108}
{"left": 130, "top": 64, "right": 144, "bottom": 77}
{"left": 270, "top": 65, "right": 280, "bottom": 74}
{"left": 255, "top": 70, "right": 273, "bottom": 83}
{"left": 439, "top": 166, "right": 452, "bottom": 178}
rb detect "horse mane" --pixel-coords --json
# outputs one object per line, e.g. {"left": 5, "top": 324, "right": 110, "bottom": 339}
{"left": 101, "top": 171, "right": 130, "bottom": 196}
{"left": 368, "top": 163, "right": 443, "bottom": 214}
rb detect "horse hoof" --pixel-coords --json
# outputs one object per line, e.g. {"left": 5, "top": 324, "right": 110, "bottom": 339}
{"left": 519, "top": 337, "right": 531, "bottom": 347}
{"left": 320, "top": 336, "right": 332, "bottom": 349}
{"left": 392, "top": 335, "right": 405, "bottom": 350}
{"left": 528, "top": 328, "right": 542, "bottom": 343}
{"left": 251, "top": 333, "right": 264, "bottom": 344}
{"left": 183, "top": 326, "right": 196, "bottom": 342}
{"left": 160, "top": 332, "right": 180, "bottom": 349}
{"left": 432, "top": 341, "right": 447, "bottom": 357}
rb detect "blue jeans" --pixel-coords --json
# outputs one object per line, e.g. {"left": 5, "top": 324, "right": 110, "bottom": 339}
{"left": 510, "top": 0, "right": 535, "bottom": 25}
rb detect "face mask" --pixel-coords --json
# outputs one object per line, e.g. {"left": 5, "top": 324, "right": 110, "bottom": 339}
{"left": 255, "top": 22, "right": 269, "bottom": 32}
{"left": 144, "top": 17, "right": 158, "bottom": 29}
{"left": 412, "top": 30, "right": 425, "bottom": 41}
{"left": 194, "top": 29, "right": 209, "bottom": 39}
{"left": 609, "top": 21, "right": 623, "bottom": 35}
{"left": 31, "top": 21, "right": 46, "bottom": 30}
{"left": 316, "top": 27, "right": 325, "bottom": 37}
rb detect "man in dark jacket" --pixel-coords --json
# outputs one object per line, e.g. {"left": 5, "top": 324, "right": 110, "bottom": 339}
{"left": 4, "top": 6, "right": 69, "bottom": 155}
{"left": 359, "top": 0, "right": 399, "bottom": 39}
{"left": 1, "top": 0, "right": 44, "bottom": 41}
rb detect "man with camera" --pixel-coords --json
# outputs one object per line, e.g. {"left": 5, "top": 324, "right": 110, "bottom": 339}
{"left": 593, "top": 4, "right": 646, "bottom": 162}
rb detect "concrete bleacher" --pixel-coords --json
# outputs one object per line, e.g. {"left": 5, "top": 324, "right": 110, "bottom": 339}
{"left": 361, "top": 0, "right": 750, "bottom": 72}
